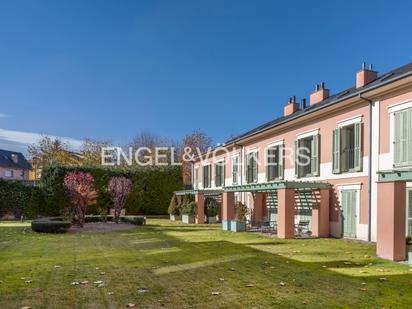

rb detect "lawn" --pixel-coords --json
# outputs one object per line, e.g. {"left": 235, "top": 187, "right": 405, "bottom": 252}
{"left": 0, "top": 219, "right": 411, "bottom": 308}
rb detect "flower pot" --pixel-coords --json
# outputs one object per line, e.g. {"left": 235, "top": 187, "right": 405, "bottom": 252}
{"left": 230, "top": 220, "right": 246, "bottom": 232}
{"left": 182, "top": 214, "right": 195, "bottom": 224}
{"left": 222, "top": 220, "right": 231, "bottom": 231}
{"left": 208, "top": 216, "right": 217, "bottom": 224}
{"left": 169, "top": 214, "right": 181, "bottom": 221}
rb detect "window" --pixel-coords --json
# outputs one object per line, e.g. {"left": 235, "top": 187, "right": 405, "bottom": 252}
{"left": 203, "top": 165, "right": 211, "bottom": 188}
{"left": 266, "top": 145, "right": 283, "bottom": 181}
{"left": 215, "top": 161, "right": 225, "bottom": 187}
{"left": 333, "top": 123, "right": 362, "bottom": 173}
{"left": 394, "top": 108, "right": 412, "bottom": 167}
{"left": 232, "top": 156, "right": 239, "bottom": 184}
{"left": 295, "top": 134, "right": 319, "bottom": 178}
{"left": 4, "top": 170, "right": 13, "bottom": 178}
{"left": 246, "top": 151, "right": 258, "bottom": 183}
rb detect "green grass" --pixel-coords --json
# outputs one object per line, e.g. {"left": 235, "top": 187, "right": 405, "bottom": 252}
{"left": 0, "top": 219, "right": 411, "bottom": 308}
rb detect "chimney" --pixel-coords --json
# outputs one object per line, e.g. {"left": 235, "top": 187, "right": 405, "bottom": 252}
{"left": 356, "top": 62, "right": 377, "bottom": 88}
{"left": 284, "top": 96, "right": 298, "bottom": 116}
{"left": 309, "top": 82, "right": 329, "bottom": 105}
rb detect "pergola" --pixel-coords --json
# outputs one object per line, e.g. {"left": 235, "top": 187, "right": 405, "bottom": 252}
{"left": 175, "top": 180, "right": 331, "bottom": 239}
{"left": 376, "top": 169, "right": 412, "bottom": 261}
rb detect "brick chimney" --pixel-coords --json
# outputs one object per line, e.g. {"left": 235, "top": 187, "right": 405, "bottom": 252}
{"left": 284, "top": 96, "right": 298, "bottom": 116}
{"left": 310, "top": 82, "right": 329, "bottom": 105}
{"left": 356, "top": 62, "right": 377, "bottom": 88}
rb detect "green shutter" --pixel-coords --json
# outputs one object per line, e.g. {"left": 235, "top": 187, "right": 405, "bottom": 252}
{"left": 295, "top": 140, "right": 299, "bottom": 178}
{"left": 332, "top": 128, "right": 341, "bottom": 174}
{"left": 408, "top": 109, "right": 412, "bottom": 166}
{"left": 354, "top": 123, "right": 362, "bottom": 171}
{"left": 407, "top": 189, "right": 412, "bottom": 237}
{"left": 278, "top": 144, "right": 284, "bottom": 179}
{"left": 311, "top": 134, "right": 319, "bottom": 176}
{"left": 394, "top": 111, "right": 401, "bottom": 166}
{"left": 265, "top": 149, "right": 269, "bottom": 181}
{"left": 254, "top": 152, "right": 258, "bottom": 182}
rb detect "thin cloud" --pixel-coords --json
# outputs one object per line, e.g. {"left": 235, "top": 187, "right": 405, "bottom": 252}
{"left": 0, "top": 113, "right": 11, "bottom": 118}
{"left": 0, "top": 128, "right": 82, "bottom": 154}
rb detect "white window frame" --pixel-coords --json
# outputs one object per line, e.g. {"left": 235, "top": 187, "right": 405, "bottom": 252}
{"left": 389, "top": 100, "right": 412, "bottom": 168}
{"left": 297, "top": 128, "right": 319, "bottom": 140}
{"left": 337, "top": 115, "right": 362, "bottom": 128}
{"left": 4, "top": 170, "right": 13, "bottom": 178}
{"left": 265, "top": 140, "right": 284, "bottom": 181}
{"left": 246, "top": 150, "right": 258, "bottom": 184}
{"left": 231, "top": 155, "right": 239, "bottom": 185}
{"left": 214, "top": 159, "right": 225, "bottom": 188}
{"left": 202, "top": 163, "right": 211, "bottom": 188}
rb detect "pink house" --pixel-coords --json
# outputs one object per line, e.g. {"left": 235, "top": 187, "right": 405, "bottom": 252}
{"left": 0, "top": 149, "right": 32, "bottom": 181}
{"left": 176, "top": 61, "right": 412, "bottom": 262}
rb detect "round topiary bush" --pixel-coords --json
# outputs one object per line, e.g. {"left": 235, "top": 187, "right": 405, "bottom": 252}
{"left": 31, "top": 217, "right": 72, "bottom": 233}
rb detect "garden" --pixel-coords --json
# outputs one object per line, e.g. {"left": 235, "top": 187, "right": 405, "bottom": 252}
{"left": 1, "top": 219, "right": 412, "bottom": 308}
{"left": 1, "top": 167, "right": 412, "bottom": 308}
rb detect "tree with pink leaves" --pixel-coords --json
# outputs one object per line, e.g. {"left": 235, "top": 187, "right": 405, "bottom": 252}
{"left": 64, "top": 172, "right": 97, "bottom": 227}
{"left": 108, "top": 176, "right": 132, "bottom": 223}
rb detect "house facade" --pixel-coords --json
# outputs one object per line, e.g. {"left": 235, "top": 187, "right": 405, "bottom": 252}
{"left": 178, "top": 61, "right": 412, "bottom": 262}
{"left": 0, "top": 149, "right": 32, "bottom": 181}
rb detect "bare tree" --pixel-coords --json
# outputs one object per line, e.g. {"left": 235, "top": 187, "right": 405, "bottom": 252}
{"left": 182, "top": 130, "right": 213, "bottom": 186}
{"left": 28, "top": 136, "right": 80, "bottom": 167}
{"left": 80, "top": 138, "right": 112, "bottom": 166}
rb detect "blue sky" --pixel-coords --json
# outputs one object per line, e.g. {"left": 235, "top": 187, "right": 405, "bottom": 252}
{"left": 1, "top": 0, "right": 412, "bottom": 153}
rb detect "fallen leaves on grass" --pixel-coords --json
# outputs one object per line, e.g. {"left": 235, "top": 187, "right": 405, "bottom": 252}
{"left": 279, "top": 282, "right": 286, "bottom": 286}
{"left": 138, "top": 288, "right": 148, "bottom": 294}
{"left": 126, "top": 303, "right": 136, "bottom": 307}
{"left": 71, "top": 282, "right": 80, "bottom": 286}
{"left": 211, "top": 292, "right": 220, "bottom": 296}
{"left": 246, "top": 284, "right": 254, "bottom": 287}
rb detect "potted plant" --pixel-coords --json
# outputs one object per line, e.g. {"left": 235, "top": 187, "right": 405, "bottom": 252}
{"left": 205, "top": 197, "right": 220, "bottom": 224}
{"left": 407, "top": 237, "right": 412, "bottom": 265}
{"left": 168, "top": 194, "right": 181, "bottom": 221}
{"left": 182, "top": 201, "right": 196, "bottom": 224}
{"left": 230, "top": 201, "right": 248, "bottom": 232}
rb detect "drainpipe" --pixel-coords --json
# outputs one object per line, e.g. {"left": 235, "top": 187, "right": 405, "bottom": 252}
{"left": 359, "top": 93, "right": 373, "bottom": 242}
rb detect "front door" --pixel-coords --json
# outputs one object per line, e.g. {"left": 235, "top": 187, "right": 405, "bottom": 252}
{"left": 341, "top": 190, "right": 357, "bottom": 238}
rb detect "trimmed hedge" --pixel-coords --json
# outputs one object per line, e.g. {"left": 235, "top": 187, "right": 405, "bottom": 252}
{"left": 31, "top": 217, "right": 72, "bottom": 233}
{"left": 37, "top": 165, "right": 183, "bottom": 216}
{"left": 0, "top": 179, "right": 35, "bottom": 219}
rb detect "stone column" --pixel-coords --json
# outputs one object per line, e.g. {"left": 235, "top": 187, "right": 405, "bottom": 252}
{"left": 277, "top": 188, "right": 295, "bottom": 239}
{"left": 222, "top": 192, "right": 235, "bottom": 230}
{"left": 377, "top": 181, "right": 406, "bottom": 261}
{"left": 195, "top": 193, "right": 205, "bottom": 224}
{"left": 312, "top": 188, "right": 330, "bottom": 237}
